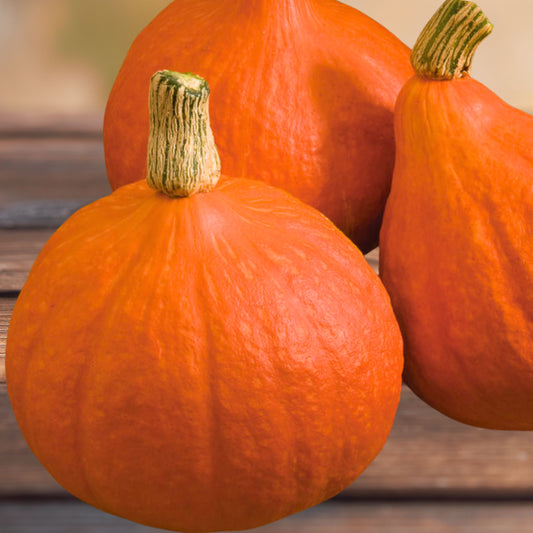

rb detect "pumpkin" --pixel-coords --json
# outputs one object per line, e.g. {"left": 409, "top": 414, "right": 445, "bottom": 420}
{"left": 7, "top": 71, "right": 403, "bottom": 532}
{"left": 103, "top": 0, "right": 413, "bottom": 253}
{"left": 380, "top": 0, "right": 533, "bottom": 430}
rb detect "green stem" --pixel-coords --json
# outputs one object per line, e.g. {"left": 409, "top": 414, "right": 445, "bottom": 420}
{"left": 411, "top": 0, "right": 493, "bottom": 80}
{"left": 146, "top": 71, "right": 221, "bottom": 198}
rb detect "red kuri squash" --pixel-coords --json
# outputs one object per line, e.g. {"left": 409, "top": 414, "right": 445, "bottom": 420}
{"left": 8, "top": 71, "right": 403, "bottom": 532}
{"left": 380, "top": 0, "right": 533, "bottom": 430}
{"left": 103, "top": 0, "right": 413, "bottom": 252}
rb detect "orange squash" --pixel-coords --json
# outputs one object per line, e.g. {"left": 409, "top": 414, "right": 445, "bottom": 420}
{"left": 103, "top": 0, "right": 413, "bottom": 253}
{"left": 7, "top": 71, "right": 403, "bottom": 532}
{"left": 380, "top": 0, "right": 533, "bottom": 430}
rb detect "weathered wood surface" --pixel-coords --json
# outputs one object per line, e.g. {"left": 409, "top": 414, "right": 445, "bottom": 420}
{"left": 0, "top": 229, "right": 378, "bottom": 294}
{"left": 0, "top": 121, "right": 109, "bottom": 227}
{"left": 3, "top": 500, "right": 533, "bottom": 533}
{"left": 5, "top": 225, "right": 530, "bottom": 501}
{"left": 0, "top": 138, "right": 110, "bottom": 207}
{"left": 0, "top": 230, "right": 54, "bottom": 291}
{"left": 2, "top": 371, "right": 533, "bottom": 498}
{"left": 0, "top": 113, "right": 103, "bottom": 138}
{"left": 0, "top": 298, "right": 13, "bottom": 382}
{"left": 2, "top": 118, "right": 533, "bottom": 531}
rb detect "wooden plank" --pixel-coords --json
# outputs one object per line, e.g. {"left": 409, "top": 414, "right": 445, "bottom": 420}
{"left": 0, "top": 138, "right": 110, "bottom": 207}
{"left": 0, "top": 228, "right": 378, "bottom": 293}
{"left": 1, "top": 229, "right": 533, "bottom": 497}
{"left": 0, "top": 113, "right": 103, "bottom": 138}
{"left": 352, "top": 390, "right": 533, "bottom": 498}
{"left": 365, "top": 247, "right": 379, "bottom": 273}
{"left": 1, "top": 377, "right": 533, "bottom": 498}
{"left": 2, "top": 230, "right": 531, "bottom": 499}
{"left": 0, "top": 200, "right": 91, "bottom": 229}
{"left": 0, "top": 298, "right": 13, "bottom": 382}
{"left": 0, "top": 230, "right": 54, "bottom": 291}
{"left": 0, "top": 382, "right": 64, "bottom": 496}
{"left": 3, "top": 500, "right": 533, "bottom": 533}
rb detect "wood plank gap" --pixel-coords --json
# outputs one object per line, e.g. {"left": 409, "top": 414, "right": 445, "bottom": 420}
{"left": 0, "top": 130, "right": 103, "bottom": 140}
{"left": 0, "top": 494, "right": 76, "bottom": 503}
{"left": 3, "top": 490, "right": 533, "bottom": 505}
{"left": 0, "top": 291, "right": 20, "bottom": 298}
{"left": 4, "top": 500, "right": 533, "bottom": 533}
{"left": 333, "top": 491, "right": 533, "bottom": 503}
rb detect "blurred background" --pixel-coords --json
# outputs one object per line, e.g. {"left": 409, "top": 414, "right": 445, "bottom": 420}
{"left": 0, "top": 0, "right": 532, "bottom": 119}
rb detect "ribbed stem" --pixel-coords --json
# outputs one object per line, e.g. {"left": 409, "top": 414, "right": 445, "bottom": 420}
{"left": 146, "top": 71, "right": 220, "bottom": 198}
{"left": 411, "top": 0, "right": 493, "bottom": 80}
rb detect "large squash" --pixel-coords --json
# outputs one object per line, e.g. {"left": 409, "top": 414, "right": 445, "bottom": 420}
{"left": 103, "top": 0, "right": 412, "bottom": 253}
{"left": 380, "top": 0, "right": 533, "bottom": 430}
{"left": 8, "top": 71, "right": 403, "bottom": 532}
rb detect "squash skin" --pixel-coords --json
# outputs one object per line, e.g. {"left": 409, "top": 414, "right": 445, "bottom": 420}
{"left": 7, "top": 179, "right": 403, "bottom": 532}
{"left": 380, "top": 75, "right": 533, "bottom": 430}
{"left": 103, "top": 0, "right": 412, "bottom": 253}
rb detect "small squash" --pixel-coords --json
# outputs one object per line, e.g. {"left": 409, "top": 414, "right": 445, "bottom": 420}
{"left": 103, "top": 0, "right": 413, "bottom": 252}
{"left": 7, "top": 71, "right": 403, "bottom": 532}
{"left": 380, "top": 0, "right": 533, "bottom": 429}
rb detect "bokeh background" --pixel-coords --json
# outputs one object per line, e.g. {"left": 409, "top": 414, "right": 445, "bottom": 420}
{"left": 1, "top": 0, "right": 532, "bottom": 119}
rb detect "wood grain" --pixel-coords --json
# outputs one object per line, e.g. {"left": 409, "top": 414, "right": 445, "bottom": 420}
{"left": 2, "top": 118, "right": 531, "bottom": 533}
{"left": 0, "top": 228, "right": 377, "bottom": 294}
{"left": 0, "top": 113, "right": 103, "bottom": 138}
{"left": 3, "top": 500, "right": 533, "bottom": 533}
{"left": 0, "top": 230, "right": 54, "bottom": 291}
{"left": 0, "top": 298, "right": 13, "bottom": 382}
{"left": 0, "top": 200, "right": 92, "bottom": 229}
{"left": 2, "top": 377, "right": 533, "bottom": 497}
{"left": 0, "top": 138, "right": 110, "bottom": 207}
{"left": 0, "top": 227, "right": 532, "bottom": 498}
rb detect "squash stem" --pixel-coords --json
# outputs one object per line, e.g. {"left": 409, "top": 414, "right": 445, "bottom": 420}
{"left": 411, "top": 0, "right": 493, "bottom": 80}
{"left": 146, "top": 71, "right": 221, "bottom": 198}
